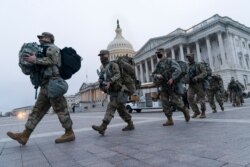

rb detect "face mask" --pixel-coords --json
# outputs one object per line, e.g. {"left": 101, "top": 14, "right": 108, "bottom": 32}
{"left": 157, "top": 53, "right": 163, "bottom": 59}
{"left": 100, "top": 57, "right": 109, "bottom": 64}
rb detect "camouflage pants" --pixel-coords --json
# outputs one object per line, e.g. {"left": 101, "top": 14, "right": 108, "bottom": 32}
{"left": 207, "top": 89, "right": 224, "bottom": 110}
{"left": 25, "top": 84, "right": 73, "bottom": 131}
{"left": 232, "top": 91, "right": 241, "bottom": 106}
{"left": 161, "top": 91, "right": 186, "bottom": 117}
{"left": 103, "top": 95, "right": 132, "bottom": 124}
{"left": 187, "top": 83, "right": 206, "bottom": 113}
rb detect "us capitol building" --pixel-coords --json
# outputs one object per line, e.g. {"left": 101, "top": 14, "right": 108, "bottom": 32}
{"left": 134, "top": 14, "right": 250, "bottom": 89}
{"left": 69, "top": 14, "right": 250, "bottom": 112}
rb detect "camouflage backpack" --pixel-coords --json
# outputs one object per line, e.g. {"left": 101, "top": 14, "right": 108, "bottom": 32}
{"left": 18, "top": 42, "right": 42, "bottom": 75}
{"left": 198, "top": 62, "right": 212, "bottom": 79}
{"left": 114, "top": 56, "right": 140, "bottom": 96}
{"left": 177, "top": 60, "right": 188, "bottom": 76}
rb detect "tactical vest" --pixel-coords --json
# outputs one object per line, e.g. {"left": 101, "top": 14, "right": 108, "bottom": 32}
{"left": 99, "top": 62, "right": 122, "bottom": 93}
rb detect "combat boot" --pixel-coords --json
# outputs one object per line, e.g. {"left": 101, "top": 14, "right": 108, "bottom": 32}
{"left": 55, "top": 129, "right": 75, "bottom": 143}
{"left": 92, "top": 122, "right": 108, "bottom": 135}
{"left": 191, "top": 111, "right": 201, "bottom": 118}
{"left": 182, "top": 108, "right": 190, "bottom": 122}
{"left": 122, "top": 120, "right": 135, "bottom": 131}
{"left": 163, "top": 116, "right": 174, "bottom": 126}
{"left": 199, "top": 111, "right": 206, "bottom": 118}
{"left": 220, "top": 105, "right": 224, "bottom": 111}
{"left": 7, "top": 129, "right": 32, "bottom": 145}
{"left": 212, "top": 109, "right": 217, "bottom": 113}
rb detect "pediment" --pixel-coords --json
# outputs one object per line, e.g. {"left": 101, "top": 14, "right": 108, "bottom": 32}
{"left": 136, "top": 36, "right": 174, "bottom": 56}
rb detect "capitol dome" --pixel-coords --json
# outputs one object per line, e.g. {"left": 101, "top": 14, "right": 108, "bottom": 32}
{"left": 107, "top": 20, "right": 135, "bottom": 61}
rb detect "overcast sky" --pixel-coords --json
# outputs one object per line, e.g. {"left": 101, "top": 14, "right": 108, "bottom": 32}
{"left": 0, "top": 0, "right": 249, "bottom": 113}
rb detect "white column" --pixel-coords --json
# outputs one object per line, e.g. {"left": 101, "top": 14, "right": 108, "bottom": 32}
{"left": 241, "top": 38, "right": 247, "bottom": 69}
{"left": 195, "top": 41, "right": 202, "bottom": 62}
{"left": 187, "top": 46, "right": 191, "bottom": 54}
{"left": 171, "top": 48, "right": 175, "bottom": 59}
{"left": 151, "top": 57, "right": 155, "bottom": 72}
{"left": 135, "top": 64, "right": 139, "bottom": 80}
{"left": 245, "top": 39, "right": 250, "bottom": 69}
{"left": 139, "top": 62, "right": 143, "bottom": 83}
{"left": 228, "top": 33, "right": 238, "bottom": 68}
{"left": 179, "top": 44, "right": 185, "bottom": 61}
{"left": 145, "top": 59, "right": 149, "bottom": 82}
{"left": 217, "top": 32, "right": 227, "bottom": 67}
{"left": 206, "top": 36, "right": 214, "bottom": 71}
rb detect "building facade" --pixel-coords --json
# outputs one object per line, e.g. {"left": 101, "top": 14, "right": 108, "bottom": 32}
{"left": 134, "top": 14, "right": 250, "bottom": 89}
{"left": 79, "top": 82, "right": 107, "bottom": 110}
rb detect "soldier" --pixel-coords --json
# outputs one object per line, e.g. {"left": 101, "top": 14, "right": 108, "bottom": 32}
{"left": 227, "top": 77, "right": 235, "bottom": 103}
{"left": 185, "top": 53, "right": 207, "bottom": 118}
{"left": 7, "top": 32, "right": 75, "bottom": 145}
{"left": 227, "top": 77, "right": 242, "bottom": 106}
{"left": 92, "top": 50, "right": 134, "bottom": 135}
{"left": 152, "top": 48, "right": 190, "bottom": 126}
{"left": 236, "top": 80, "right": 245, "bottom": 105}
{"left": 207, "top": 74, "right": 225, "bottom": 113}
{"left": 224, "top": 90, "right": 229, "bottom": 102}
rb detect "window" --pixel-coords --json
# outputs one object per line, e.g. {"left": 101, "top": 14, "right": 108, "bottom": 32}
{"left": 239, "top": 54, "right": 243, "bottom": 68}
{"left": 245, "top": 55, "right": 250, "bottom": 69}
{"left": 235, "top": 39, "right": 239, "bottom": 47}
{"left": 242, "top": 42, "right": 246, "bottom": 48}
{"left": 218, "top": 54, "right": 222, "bottom": 65}
{"left": 243, "top": 75, "right": 248, "bottom": 89}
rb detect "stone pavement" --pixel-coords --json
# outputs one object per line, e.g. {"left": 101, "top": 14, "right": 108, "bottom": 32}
{"left": 1, "top": 99, "right": 250, "bottom": 167}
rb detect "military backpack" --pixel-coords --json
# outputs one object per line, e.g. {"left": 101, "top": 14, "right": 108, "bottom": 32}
{"left": 197, "top": 62, "right": 212, "bottom": 79}
{"left": 59, "top": 47, "right": 82, "bottom": 80}
{"left": 18, "top": 42, "right": 42, "bottom": 75}
{"left": 113, "top": 56, "right": 140, "bottom": 96}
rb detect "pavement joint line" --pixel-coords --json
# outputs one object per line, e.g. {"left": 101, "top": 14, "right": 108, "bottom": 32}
{"left": 0, "top": 118, "right": 164, "bottom": 143}
{"left": 0, "top": 105, "right": 250, "bottom": 127}
{"left": 2, "top": 114, "right": 250, "bottom": 143}
{"left": 180, "top": 118, "right": 250, "bottom": 124}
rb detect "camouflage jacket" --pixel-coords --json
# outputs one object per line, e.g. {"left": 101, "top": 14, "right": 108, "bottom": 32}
{"left": 152, "top": 58, "right": 182, "bottom": 91}
{"left": 27, "top": 43, "right": 61, "bottom": 87}
{"left": 227, "top": 80, "right": 243, "bottom": 93}
{"left": 35, "top": 44, "right": 60, "bottom": 79}
{"left": 187, "top": 62, "right": 207, "bottom": 85}
{"left": 99, "top": 61, "right": 121, "bottom": 93}
{"left": 208, "top": 76, "right": 224, "bottom": 92}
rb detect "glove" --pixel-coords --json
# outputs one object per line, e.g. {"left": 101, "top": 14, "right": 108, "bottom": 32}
{"left": 192, "top": 77, "right": 198, "bottom": 82}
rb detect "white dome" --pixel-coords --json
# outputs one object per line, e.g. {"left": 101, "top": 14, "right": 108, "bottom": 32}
{"left": 107, "top": 20, "right": 134, "bottom": 60}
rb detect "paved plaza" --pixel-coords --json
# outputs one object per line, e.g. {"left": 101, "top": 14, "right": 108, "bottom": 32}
{"left": 1, "top": 99, "right": 250, "bottom": 167}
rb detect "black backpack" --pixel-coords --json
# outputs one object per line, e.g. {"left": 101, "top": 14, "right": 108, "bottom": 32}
{"left": 60, "top": 47, "right": 82, "bottom": 80}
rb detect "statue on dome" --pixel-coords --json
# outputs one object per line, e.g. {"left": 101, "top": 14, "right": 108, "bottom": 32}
{"left": 117, "top": 19, "right": 120, "bottom": 28}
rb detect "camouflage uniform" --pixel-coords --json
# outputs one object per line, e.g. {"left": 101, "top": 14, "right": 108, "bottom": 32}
{"left": 236, "top": 80, "right": 245, "bottom": 105}
{"left": 101, "top": 62, "right": 132, "bottom": 124}
{"left": 7, "top": 32, "right": 74, "bottom": 145}
{"left": 207, "top": 75, "right": 224, "bottom": 112}
{"left": 25, "top": 43, "right": 73, "bottom": 131}
{"left": 227, "top": 79, "right": 243, "bottom": 106}
{"left": 224, "top": 90, "right": 229, "bottom": 102}
{"left": 152, "top": 54, "right": 190, "bottom": 125}
{"left": 186, "top": 54, "right": 207, "bottom": 118}
{"left": 92, "top": 50, "right": 134, "bottom": 135}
